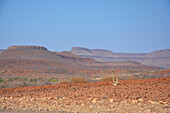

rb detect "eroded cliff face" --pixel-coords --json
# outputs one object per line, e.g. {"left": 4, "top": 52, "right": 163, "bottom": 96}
{"left": 7, "top": 46, "right": 48, "bottom": 50}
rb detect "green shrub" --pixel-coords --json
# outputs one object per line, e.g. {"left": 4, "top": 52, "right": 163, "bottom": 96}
{"left": 30, "top": 78, "right": 38, "bottom": 82}
{"left": 48, "top": 78, "right": 58, "bottom": 82}
{"left": 0, "top": 79, "right": 4, "bottom": 83}
{"left": 38, "top": 77, "right": 42, "bottom": 80}
{"left": 51, "top": 79, "right": 58, "bottom": 82}
{"left": 8, "top": 77, "right": 14, "bottom": 82}
{"left": 14, "top": 77, "right": 21, "bottom": 80}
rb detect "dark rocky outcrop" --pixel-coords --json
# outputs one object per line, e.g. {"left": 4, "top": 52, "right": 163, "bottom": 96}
{"left": 7, "top": 46, "right": 48, "bottom": 50}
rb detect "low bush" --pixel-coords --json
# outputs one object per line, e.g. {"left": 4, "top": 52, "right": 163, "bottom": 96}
{"left": 48, "top": 78, "right": 58, "bottom": 82}
{"left": 100, "top": 76, "right": 113, "bottom": 82}
{"left": 0, "top": 79, "right": 4, "bottom": 83}
{"left": 30, "top": 78, "right": 38, "bottom": 82}
{"left": 70, "top": 76, "right": 87, "bottom": 83}
{"left": 58, "top": 79, "right": 70, "bottom": 84}
{"left": 100, "top": 75, "right": 120, "bottom": 82}
{"left": 59, "top": 76, "right": 87, "bottom": 84}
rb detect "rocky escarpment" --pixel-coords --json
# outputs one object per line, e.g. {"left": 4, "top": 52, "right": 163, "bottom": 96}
{"left": 7, "top": 46, "right": 48, "bottom": 50}
{"left": 71, "top": 47, "right": 170, "bottom": 69}
{"left": 71, "top": 47, "right": 114, "bottom": 56}
{"left": 0, "top": 46, "right": 98, "bottom": 70}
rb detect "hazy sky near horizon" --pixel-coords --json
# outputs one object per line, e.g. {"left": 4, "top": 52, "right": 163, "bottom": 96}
{"left": 0, "top": 0, "right": 170, "bottom": 53}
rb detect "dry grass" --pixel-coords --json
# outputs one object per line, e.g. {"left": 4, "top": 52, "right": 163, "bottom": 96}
{"left": 70, "top": 76, "right": 87, "bottom": 83}
{"left": 58, "top": 80, "right": 71, "bottom": 84}
{"left": 100, "top": 76, "right": 113, "bottom": 82}
{"left": 100, "top": 75, "right": 120, "bottom": 82}
{"left": 0, "top": 77, "right": 56, "bottom": 89}
{"left": 59, "top": 76, "right": 87, "bottom": 84}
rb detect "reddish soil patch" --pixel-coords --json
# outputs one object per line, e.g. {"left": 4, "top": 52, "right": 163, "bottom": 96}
{"left": 0, "top": 77, "right": 170, "bottom": 112}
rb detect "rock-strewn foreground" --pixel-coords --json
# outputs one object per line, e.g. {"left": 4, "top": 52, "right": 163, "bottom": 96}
{"left": 0, "top": 77, "right": 170, "bottom": 113}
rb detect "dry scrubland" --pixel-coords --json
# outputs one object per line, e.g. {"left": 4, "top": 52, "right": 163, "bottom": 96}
{"left": 0, "top": 77, "right": 169, "bottom": 113}
{"left": 0, "top": 46, "right": 170, "bottom": 112}
{"left": 0, "top": 69, "right": 169, "bottom": 89}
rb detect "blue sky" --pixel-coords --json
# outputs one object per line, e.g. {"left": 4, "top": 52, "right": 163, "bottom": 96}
{"left": 0, "top": 0, "right": 170, "bottom": 53}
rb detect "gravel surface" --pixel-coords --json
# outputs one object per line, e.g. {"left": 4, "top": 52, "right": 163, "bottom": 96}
{"left": 0, "top": 77, "right": 170, "bottom": 113}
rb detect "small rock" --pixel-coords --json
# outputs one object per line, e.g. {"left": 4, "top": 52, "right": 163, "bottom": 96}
{"left": 62, "top": 97, "right": 67, "bottom": 100}
{"left": 159, "top": 101, "right": 166, "bottom": 105}
{"left": 9, "top": 97, "right": 14, "bottom": 100}
{"left": 138, "top": 98, "right": 144, "bottom": 102}
{"left": 39, "top": 108, "right": 43, "bottom": 111}
{"left": 81, "top": 103, "right": 85, "bottom": 106}
{"left": 92, "top": 98, "right": 98, "bottom": 103}
{"left": 131, "top": 100, "right": 138, "bottom": 103}
{"left": 109, "top": 99, "right": 114, "bottom": 103}
{"left": 3, "top": 106, "right": 7, "bottom": 110}
{"left": 30, "top": 98, "right": 36, "bottom": 101}
{"left": 148, "top": 100, "right": 159, "bottom": 105}
{"left": 7, "top": 108, "right": 12, "bottom": 111}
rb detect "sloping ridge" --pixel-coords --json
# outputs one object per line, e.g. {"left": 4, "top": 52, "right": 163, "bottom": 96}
{"left": 0, "top": 46, "right": 163, "bottom": 69}
{"left": 0, "top": 46, "right": 96, "bottom": 67}
{"left": 0, "top": 46, "right": 163, "bottom": 77}
{"left": 142, "top": 49, "right": 170, "bottom": 69}
{"left": 71, "top": 47, "right": 170, "bottom": 69}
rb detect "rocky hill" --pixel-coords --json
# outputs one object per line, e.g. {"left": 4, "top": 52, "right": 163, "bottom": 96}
{"left": 7, "top": 46, "right": 48, "bottom": 50}
{"left": 0, "top": 46, "right": 96, "bottom": 66}
{"left": 0, "top": 46, "right": 162, "bottom": 77}
{"left": 71, "top": 47, "right": 170, "bottom": 69}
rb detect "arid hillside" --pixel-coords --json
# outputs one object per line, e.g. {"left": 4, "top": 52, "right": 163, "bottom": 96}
{"left": 0, "top": 46, "right": 162, "bottom": 78}
{"left": 71, "top": 47, "right": 170, "bottom": 69}
{"left": 0, "top": 77, "right": 169, "bottom": 112}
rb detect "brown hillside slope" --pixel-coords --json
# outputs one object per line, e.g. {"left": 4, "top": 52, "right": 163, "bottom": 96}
{"left": 0, "top": 46, "right": 162, "bottom": 77}
{"left": 0, "top": 77, "right": 169, "bottom": 112}
{"left": 0, "top": 46, "right": 97, "bottom": 68}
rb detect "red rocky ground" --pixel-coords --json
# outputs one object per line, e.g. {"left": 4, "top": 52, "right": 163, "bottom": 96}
{"left": 0, "top": 77, "right": 170, "bottom": 113}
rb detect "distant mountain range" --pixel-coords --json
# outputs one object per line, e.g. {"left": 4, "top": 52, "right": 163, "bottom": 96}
{"left": 71, "top": 47, "right": 170, "bottom": 69}
{"left": 0, "top": 46, "right": 169, "bottom": 73}
{"left": 0, "top": 49, "right": 4, "bottom": 54}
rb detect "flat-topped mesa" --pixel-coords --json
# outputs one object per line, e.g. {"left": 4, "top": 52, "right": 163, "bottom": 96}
{"left": 71, "top": 47, "right": 90, "bottom": 52}
{"left": 7, "top": 46, "right": 48, "bottom": 50}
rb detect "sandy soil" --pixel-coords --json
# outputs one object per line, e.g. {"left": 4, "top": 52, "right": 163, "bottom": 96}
{"left": 0, "top": 77, "right": 170, "bottom": 113}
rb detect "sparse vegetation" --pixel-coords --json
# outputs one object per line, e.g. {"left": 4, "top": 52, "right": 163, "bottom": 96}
{"left": 0, "top": 76, "right": 59, "bottom": 89}
{"left": 100, "top": 75, "right": 120, "bottom": 82}
{"left": 100, "top": 76, "right": 113, "bottom": 82}
{"left": 58, "top": 79, "right": 71, "bottom": 84}
{"left": 48, "top": 78, "right": 58, "bottom": 82}
{"left": 0, "top": 69, "right": 169, "bottom": 89}
{"left": 59, "top": 76, "right": 87, "bottom": 84}
{"left": 70, "top": 76, "right": 87, "bottom": 83}
{"left": 0, "top": 79, "right": 4, "bottom": 83}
